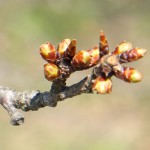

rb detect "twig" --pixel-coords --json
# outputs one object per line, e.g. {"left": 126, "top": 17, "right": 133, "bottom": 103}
{"left": 0, "top": 31, "right": 146, "bottom": 125}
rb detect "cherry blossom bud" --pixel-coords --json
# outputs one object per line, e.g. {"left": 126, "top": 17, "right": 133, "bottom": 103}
{"left": 112, "top": 41, "right": 132, "bottom": 55}
{"left": 119, "top": 48, "right": 147, "bottom": 63}
{"left": 114, "top": 66, "right": 142, "bottom": 83}
{"left": 57, "top": 39, "right": 71, "bottom": 56}
{"left": 71, "top": 50, "right": 91, "bottom": 69}
{"left": 44, "top": 63, "right": 60, "bottom": 81}
{"left": 88, "top": 46, "right": 100, "bottom": 66}
{"left": 99, "top": 30, "right": 109, "bottom": 57}
{"left": 92, "top": 77, "right": 112, "bottom": 94}
{"left": 40, "top": 42, "right": 58, "bottom": 63}
{"left": 65, "top": 39, "right": 76, "bottom": 61}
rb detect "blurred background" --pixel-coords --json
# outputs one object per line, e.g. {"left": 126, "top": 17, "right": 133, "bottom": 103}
{"left": 0, "top": 0, "right": 150, "bottom": 149}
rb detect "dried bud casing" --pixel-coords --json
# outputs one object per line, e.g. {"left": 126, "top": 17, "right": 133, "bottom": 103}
{"left": 119, "top": 48, "right": 147, "bottom": 63}
{"left": 112, "top": 41, "right": 132, "bottom": 55}
{"left": 114, "top": 66, "right": 142, "bottom": 83}
{"left": 40, "top": 42, "right": 58, "bottom": 63}
{"left": 88, "top": 46, "right": 100, "bottom": 66}
{"left": 44, "top": 63, "right": 60, "bottom": 81}
{"left": 99, "top": 30, "right": 109, "bottom": 57}
{"left": 71, "top": 50, "right": 91, "bottom": 69}
{"left": 92, "top": 77, "right": 112, "bottom": 94}
{"left": 57, "top": 39, "right": 71, "bottom": 56}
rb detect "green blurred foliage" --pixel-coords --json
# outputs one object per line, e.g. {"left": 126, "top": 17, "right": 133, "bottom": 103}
{"left": 0, "top": 0, "right": 150, "bottom": 150}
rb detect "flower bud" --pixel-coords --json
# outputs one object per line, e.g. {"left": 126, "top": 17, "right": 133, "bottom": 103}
{"left": 44, "top": 63, "right": 60, "bottom": 81}
{"left": 92, "top": 77, "right": 112, "bottom": 94}
{"left": 130, "top": 70, "right": 142, "bottom": 83}
{"left": 112, "top": 41, "right": 132, "bottom": 55}
{"left": 114, "top": 66, "right": 142, "bottom": 83}
{"left": 88, "top": 46, "right": 100, "bottom": 66}
{"left": 57, "top": 39, "right": 71, "bottom": 56}
{"left": 99, "top": 30, "right": 109, "bottom": 57}
{"left": 65, "top": 39, "right": 76, "bottom": 61}
{"left": 71, "top": 50, "right": 91, "bottom": 69}
{"left": 40, "top": 42, "right": 58, "bottom": 63}
{"left": 119, "top": 48, "right": 147, "bottom": 63}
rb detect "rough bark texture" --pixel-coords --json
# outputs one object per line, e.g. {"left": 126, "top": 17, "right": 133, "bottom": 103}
{"left": 0, "top": 70, "right": 95, "bottom": 126}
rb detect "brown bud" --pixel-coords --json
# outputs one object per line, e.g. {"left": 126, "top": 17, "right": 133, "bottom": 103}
{"left": 57, "top": 39, "right": 71, "bottom": 56}
{"left": 71, "top": 50, "right": 91, "bottom": 69}
{"left": 88, "top": 46, "right": 100, "bottom": 66}
{"left": 112, "top": 41, "right": 132, "bottom": 55}
{"left": 92, "top": 77, "right": 112, "bottom": 94}
{"left": 65, "top": 39, "right": 76, "bottom": 61}
{"left": 99, "top": 30, "right": 109, "bottom": 57}
{"left": 119, "top": 48, "right": 147, "bottom": 63}
{"left": 44, "top": 63, "right": 60, "bottom": 81}
{"left": 40, "top": 42, "right": 58, "bottom": 63}
{"left": 114, "top": 66, "right": 142, "bottom": 83}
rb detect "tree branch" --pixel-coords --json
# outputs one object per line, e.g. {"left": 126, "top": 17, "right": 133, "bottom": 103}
{"left": 0, "top": 31, "right": 147, "bottom": 126}
{"left": 0, "top": 73, "right": 94, "bottom": 125}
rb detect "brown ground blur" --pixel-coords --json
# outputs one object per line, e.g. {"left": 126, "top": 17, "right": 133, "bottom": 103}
{"left": 0, "top": 0, "right": 150, "bottom": 150}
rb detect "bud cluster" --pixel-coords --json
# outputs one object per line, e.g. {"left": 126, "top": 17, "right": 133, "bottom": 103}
{"left": 40, "top": 38, "right": 101, "bottom": 81}
{"left": 40, "top": 39, "right": 77, "bottom": 81}
{"left": 39, "top": 31, "right": 147, "bottom": 94}
{"left": 92, "top": 32, "right": 146, "bottom": 94}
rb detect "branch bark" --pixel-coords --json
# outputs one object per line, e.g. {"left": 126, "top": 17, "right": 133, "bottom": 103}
{"left": 0, "top": 73, "right": 94, "bottom": 126}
